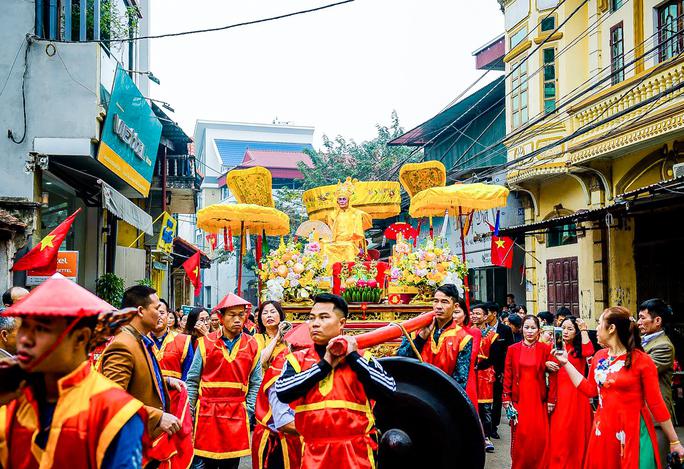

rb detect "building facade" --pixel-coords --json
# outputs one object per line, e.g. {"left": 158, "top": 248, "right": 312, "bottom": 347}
{"left": 190, "top": 121, "right": 315, "bottom": 308}
{"left": 499, "top": 0, "right": 684, "bottom": 321}
{"left": 0, "top": 0, "right": 199, "bottom": 302}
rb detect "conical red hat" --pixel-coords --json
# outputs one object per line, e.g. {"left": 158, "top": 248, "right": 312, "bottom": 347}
{"left": 284, "top": 322, "right": 314, "bottom": 349}
{"left": 1, "top": 273, "right": 116, "bottom": 318}
{"left": 212, "top": 293, "right": 250, "bottom": 313}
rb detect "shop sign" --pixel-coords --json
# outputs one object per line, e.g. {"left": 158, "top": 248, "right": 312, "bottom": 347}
{"left": 156, "top": 212, "right": 177, "bottom": 254}
{"left": 181, "top": 305, "right": 194, "bottom": 316}
{"left": 97, "top": 65, "right": 162, "bottom": 197}
{"left": 27, "top": 251, "right": 79, "bottom": 286}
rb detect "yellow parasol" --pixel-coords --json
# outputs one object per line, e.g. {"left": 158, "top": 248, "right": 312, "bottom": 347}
{"left": 196, "top": 203, "right": 290, "bottom": 236}
{"left": 399, "top": 160, "right": 447, "bottom": 198}
{"left": 225, "top": 166, "right": 275, "bottom": 207}
{"left": 302, "top": 180, "right": 401, "bottom": 224}
{"left": 408, "top": 182, "right": 509, "bottom": 310}
{"left": 408, "top": 183, "right": 509, "bottom": 218}
{"left": 197, "top": 203, "right": 290, "bottom": 297}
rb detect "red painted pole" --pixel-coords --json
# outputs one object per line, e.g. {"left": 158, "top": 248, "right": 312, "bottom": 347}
{"left": 328, "top": 312, "right": 436, "bottom": 356}
{"left": 459, "top": 207, "right": 471, "bottom": 312}
{"left": 237, "top": 221, "right": 244, "bottom": 297}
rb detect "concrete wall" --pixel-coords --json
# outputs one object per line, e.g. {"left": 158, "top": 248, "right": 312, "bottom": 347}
{"left": 0, "top": 0, "right": 38, "bottom": 200}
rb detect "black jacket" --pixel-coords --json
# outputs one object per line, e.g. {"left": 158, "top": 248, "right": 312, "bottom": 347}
{"left": 490, "top": 322, "right": 513, "bottom": 375}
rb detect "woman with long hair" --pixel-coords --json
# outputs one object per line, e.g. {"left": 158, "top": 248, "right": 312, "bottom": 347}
{"left": 555, "top": 307, "right": 684, "bottom": 468}
{"left": 183, "top": 307, "right": 210, "bottom": 349}
{"left": 254, "top": 301, "right": 289, "bottom": 370}
{"left": 548, "top": 315, "right": 595, "bottom": 468}
{"left": 251, "top": 301, "right": 301, "bottom": 469}
{"left": 503, "top": 314, "right": 556, "bottom": 469}
{"left": 452, "top": 296, "right": 480, "bottom": 407}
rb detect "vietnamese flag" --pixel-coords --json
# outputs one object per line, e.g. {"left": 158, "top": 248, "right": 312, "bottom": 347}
{"left": 182, "top": 250, "right": 202, "bottom": 297}
{"left": 491, "top": 235, "right": 514, "bottom": 268}
{"left": 12, "top": 208, "right": 81, "bottom": 274}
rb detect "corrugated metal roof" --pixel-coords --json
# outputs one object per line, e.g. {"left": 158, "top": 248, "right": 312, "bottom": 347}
{"left": 388, "top": 76, "right": 505, "bottom": 147}
{"left": 215, "top": 140, "right": 314, "bottom": 167}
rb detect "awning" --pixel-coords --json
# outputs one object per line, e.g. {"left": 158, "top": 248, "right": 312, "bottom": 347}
{"left": 500, "top": 204, "right": 626, "bottom": 235}
{"left": 99, "top": 180, "right": 154, "bottom": 235}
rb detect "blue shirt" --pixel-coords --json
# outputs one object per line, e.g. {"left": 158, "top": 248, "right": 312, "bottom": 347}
{"left": 141, "top": 334, "right": 167, "bottom": 410}
{"left": 151, "top": 331, "right": 195, "bottom": 381}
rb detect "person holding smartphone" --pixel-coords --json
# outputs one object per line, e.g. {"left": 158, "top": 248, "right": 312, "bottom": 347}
{"left": 547, "top": 316, "right": 595, "bottom": 469}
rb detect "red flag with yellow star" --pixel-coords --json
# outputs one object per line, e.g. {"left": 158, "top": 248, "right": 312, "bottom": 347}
{"left": 491, "top": 235, "right": 514, "bottom": 268}
{"left": 12, "top": 208, "right": 81, "bottom": 274}
{"left": 182, "top": 250, "right": 202, "bottom": 297}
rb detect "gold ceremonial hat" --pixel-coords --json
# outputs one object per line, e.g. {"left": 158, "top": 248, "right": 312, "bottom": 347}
{"left": 335, "top": 176, "right": 356, "bottom": 199}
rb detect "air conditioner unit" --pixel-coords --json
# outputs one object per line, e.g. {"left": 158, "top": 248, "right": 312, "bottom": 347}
{"left": 674, "top": 162, "right": 684, "bottom": 179}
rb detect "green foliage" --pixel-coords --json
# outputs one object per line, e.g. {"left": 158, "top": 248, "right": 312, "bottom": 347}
{"left": 96, "top": 273, "right": 125, "bottom": 308}
{"left": 298, "top": 111, "right": 421, "bottom": 189}
{"left": 213, "top": 248, "right": 235, "bottom": 264}
{"left": 274, "top": 188, "right": 306, "bottom": 235}
{"left": 136, "top": 278, "right": 153, "bottom": 287}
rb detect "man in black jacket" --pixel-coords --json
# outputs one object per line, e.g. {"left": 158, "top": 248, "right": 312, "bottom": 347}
{"left": 483, "top": 302, "right": 513, "bottom": 439}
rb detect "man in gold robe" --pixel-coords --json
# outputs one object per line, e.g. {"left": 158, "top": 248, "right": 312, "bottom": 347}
{"left": 324, "top": 177, "right": 372, "bottom": 265}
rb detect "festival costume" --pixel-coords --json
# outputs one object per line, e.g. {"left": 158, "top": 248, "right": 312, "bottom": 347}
{"left": 324, "top": 178, "right": 372, "bottom": 265}
{"left": 419, "top": 321, "right": 476, "bottom": 405}
{"left": 0, "top": 362, "right": 145, "bottom": 469}
{"left": 284, "top": 347, "right": 378, "bottom": 469}
{"left": 194, "top": 332, "right": 260, "bottom": 459}
{"left": 252, "top": 350, "right": 302, "bottom": 469}
{"left": 477, "top": 326, "right": 499, "bottom": 404}
{"left": 577, "top": 348, "right": 671, "bottom": 469}
{"left": 503, "top": 341, "right": 556, "bottom": 469}
{"left": 154, "top": 330, "right": 192, "bottom": 380}
{"left": 548, "top": 341, "right": 595, "bottom": 469}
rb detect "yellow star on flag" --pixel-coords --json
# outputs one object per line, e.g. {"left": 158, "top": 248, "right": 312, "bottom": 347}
{"left": 193, "top": 266, "right": 199, "bottom": 277}
{"left": 495, "top": 239, "right": 506, "bottom": 249}
{"left": 40, "top": 235, "right": 56, "bottom": 251}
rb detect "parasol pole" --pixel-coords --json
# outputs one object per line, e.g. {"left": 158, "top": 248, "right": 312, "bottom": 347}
{"left": 458, "top": 207, "right": 471, "bottom": 311}
{"left": 237, "top": 221, "right": 245, "bottom": 297}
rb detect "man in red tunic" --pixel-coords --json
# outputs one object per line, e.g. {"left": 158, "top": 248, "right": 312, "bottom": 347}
{"left": 0, "top": 273, "right": 146, "bottom": 469}
{"left": 252, "top": 352, "right": 301, "bottom": 469}
{"left": 275, "top": 293, "right": 396, "bottom": 469}
{"left": 397, "top": 284, "right": 474, "bottom": 400}
{"left": 471, "top": 302, "right": 498, "bottom": 453}
{"left": 186, "top": 293, "right": 262, "bottom": 469}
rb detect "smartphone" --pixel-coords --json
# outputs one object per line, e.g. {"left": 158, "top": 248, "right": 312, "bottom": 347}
{"left": 553, "top": 327, "right": 564, "bottom": 351}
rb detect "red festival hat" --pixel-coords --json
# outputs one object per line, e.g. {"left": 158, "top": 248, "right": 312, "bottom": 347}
{"left": 1, "top": 273, "right": 117, "bottom": 318}
{"left": 212, "top": 293, "right": 250, "bottom": 313}
{"left": 284, "top": 322, "right": 314, "bottom": 349}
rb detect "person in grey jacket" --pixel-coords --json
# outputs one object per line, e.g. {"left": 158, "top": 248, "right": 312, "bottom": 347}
{"left": 638, "top": 298, "right": 677, "bottom": 464}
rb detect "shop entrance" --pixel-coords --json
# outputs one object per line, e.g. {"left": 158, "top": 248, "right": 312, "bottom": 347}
{"left": 546, "top": 256, "right": 579, "bottom": 315}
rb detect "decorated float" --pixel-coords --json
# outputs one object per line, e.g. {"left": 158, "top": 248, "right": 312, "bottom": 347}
{"left": 196, "top": 162, "right": 509, "bottom": 345}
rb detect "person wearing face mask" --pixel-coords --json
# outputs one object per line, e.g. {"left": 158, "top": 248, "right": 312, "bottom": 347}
{"left": 503, "top": 315, "right": 557, "bottom": 469}
{"left": 150, "top": 299, "right": 194, "bottom": 382}
{"left": 397, "top": 284, "right": 475, "bottom": 404}
{"left": 186, "top": 293, "right": 262, "bottom": 469}
{"left": 547, "top": 315, "right": 595, "bottom": 469}
{"left": 555, "top": 306, "right": 684, "bottom": 469}
{"left": 0, "top": 274, "right": 145, "bottom": 469}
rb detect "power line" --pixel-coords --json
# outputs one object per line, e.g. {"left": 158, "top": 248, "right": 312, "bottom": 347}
{"left": 378, "top": 0, "right": 581, "bottom": 181}
{"left": 442, "top": 10, "right": 684, "bottom": 179}
{"left": 39, "top": 0, "right": 356, "bottom": 43}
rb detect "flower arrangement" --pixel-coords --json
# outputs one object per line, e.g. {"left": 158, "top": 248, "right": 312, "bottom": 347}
{"left": 389, "top": 238, "right": 467, "bottom": 302}
{"left": 339, "top": 261, "right": 382, "bottom": 304}
{"left": 257, "top": 240, "right": 327, "bottom": 304}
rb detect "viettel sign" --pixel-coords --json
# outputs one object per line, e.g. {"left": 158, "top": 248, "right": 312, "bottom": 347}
{"left": 97, "top": 65, "right": 162, "bottom": 197}
{"left": 27, "top": 251, "right": 79, "bottom": 286}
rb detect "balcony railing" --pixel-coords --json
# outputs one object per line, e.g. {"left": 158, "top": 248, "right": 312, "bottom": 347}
{"left": 154, "top": 155, "right": 203, "bottom": 191}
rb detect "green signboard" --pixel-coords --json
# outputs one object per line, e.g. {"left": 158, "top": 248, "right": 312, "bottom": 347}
{"left": 97, "top": 66, "right": 162, "bottom": 197}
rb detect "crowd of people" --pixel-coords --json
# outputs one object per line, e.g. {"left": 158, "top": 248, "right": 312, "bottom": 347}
{"left": 1, "top": 277, "right": 684, "bottom": 469}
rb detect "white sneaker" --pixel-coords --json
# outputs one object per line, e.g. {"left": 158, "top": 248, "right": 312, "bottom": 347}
{"left": 485, "top": 438, "right": 495, "bottom": 453}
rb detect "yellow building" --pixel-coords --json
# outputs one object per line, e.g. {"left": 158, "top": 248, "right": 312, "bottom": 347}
{"left": 499, "top": 0, "right": 684, "bottom": 322}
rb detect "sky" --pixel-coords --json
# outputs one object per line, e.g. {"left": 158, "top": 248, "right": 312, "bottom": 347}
{"left": 148, "top": 0, "right": 505, "bottom": 148}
